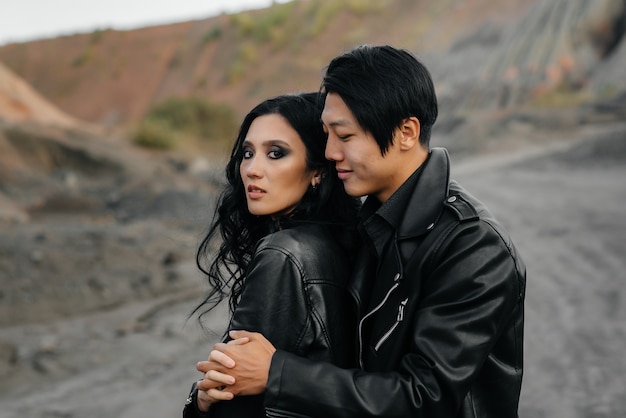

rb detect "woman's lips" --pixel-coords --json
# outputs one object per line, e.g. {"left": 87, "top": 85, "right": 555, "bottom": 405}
{"left": 247, "top": 184, "right": 266, "bottom": 199}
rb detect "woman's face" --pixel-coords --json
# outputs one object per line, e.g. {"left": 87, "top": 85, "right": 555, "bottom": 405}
{"left": 240, "top": 114, "right": 320, "bottom": 218}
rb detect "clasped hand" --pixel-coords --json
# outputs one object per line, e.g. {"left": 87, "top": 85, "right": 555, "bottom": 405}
{"left": 195, "top": 330, "right": 276, "bottom": 410}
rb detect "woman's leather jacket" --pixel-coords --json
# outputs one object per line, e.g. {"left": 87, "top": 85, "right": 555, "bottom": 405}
{"left": 184, "top": 223, "right": 357, "bottom": 417}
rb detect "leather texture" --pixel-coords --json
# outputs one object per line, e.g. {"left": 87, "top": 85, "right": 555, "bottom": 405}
{"left": 185, "top": 222, "right": 358, "bottom": 418}
{"left": 264, "top": 148, "right": 526, "bottom": 418}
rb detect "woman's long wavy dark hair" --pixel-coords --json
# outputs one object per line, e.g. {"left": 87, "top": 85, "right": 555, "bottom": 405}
{"left": 193, "top": 92, "right": 360, "bottom": 323}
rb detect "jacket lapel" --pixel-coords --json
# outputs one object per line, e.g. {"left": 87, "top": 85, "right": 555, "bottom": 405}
{"left": 397, "top": 147, "right": 451, "bottom": 240}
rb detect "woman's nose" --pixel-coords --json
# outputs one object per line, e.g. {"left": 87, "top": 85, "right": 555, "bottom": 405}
{"left": 245, "top": 157, "right": 262, "bottom": 178}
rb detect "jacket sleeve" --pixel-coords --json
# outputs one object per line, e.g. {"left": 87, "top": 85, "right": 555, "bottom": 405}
{"left": 263, "top": 220, "right": 524, "bottom": 417}
{"left": 182, "top": 381, "right": 212, "bottom": 418}
{"left": 229, "top": 244, "right": 310, "bottom": 354}
{"left": 198, "top": 244, "right": 314, "bottom": 418}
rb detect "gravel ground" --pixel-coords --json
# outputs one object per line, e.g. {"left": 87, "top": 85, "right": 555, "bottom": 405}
{"left": 0, "top": 121, "right": 624, "bottom": 418}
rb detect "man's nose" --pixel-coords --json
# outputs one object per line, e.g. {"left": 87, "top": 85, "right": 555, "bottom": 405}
{"left": 325, "top": 134, "right": 342, "bottom": 162}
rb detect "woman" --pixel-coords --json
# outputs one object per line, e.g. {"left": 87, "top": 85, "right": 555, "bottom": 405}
{"left": 183, "top": 92, "right": 360, "bottom": 417}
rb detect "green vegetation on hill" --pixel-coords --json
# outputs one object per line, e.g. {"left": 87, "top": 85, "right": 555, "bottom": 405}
{"left": 0, "top": 0, "right": 623, "bottom": 144}
{"left": 132, "top": 97, "right": 238, "bottom": 151}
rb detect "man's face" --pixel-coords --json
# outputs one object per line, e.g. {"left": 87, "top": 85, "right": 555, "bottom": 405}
{"left": 322, "top": 92, "right": 405, "bottom": 203}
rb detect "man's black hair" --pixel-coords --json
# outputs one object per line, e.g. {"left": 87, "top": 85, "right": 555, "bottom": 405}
{"left": 322, "top": 44, "right": 438, "bottom": 155}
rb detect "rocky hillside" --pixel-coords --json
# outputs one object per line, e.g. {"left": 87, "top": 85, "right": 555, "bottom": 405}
{"left": 0, "top": 0, "right": 625, "bottom": 327}
{"left": 0, "top": 0, "right": 625, "bottom": 325}
{"left": 0, "top": 63, "right": 224, "bottom": 326}
{"left": 1, "top": 2, "right": 626, "bottom": 417}
{"left": 0, "top": 0, "right": 624, "bottom": 133}
{"left": 0, "top": 118, "right": 226, "bottom": 326}
{"left": 430, "top": 0, "right": 626, "bottom": 112}
{"left": 0, "top": 62, "right": 77, "bottom": 127}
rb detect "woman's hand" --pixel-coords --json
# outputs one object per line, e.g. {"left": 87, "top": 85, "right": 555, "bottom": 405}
{"left": 197, "top": 331, "right": 276, "bottom": 396}
{"left": 195, "top": 380, "right": 234, "bottom": 412}
{"left": 194, "top": 335, "right": 251, "bottom": 410}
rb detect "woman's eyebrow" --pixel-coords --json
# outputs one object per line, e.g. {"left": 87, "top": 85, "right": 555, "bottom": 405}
{"left": 242, "top": 138, "right": 292, "bottom": 148}
{"left": 262, "top": 139, "right": 291, "bottom": 147}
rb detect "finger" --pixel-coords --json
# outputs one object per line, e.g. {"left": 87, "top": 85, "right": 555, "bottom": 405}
{"left": 229, "top": 330, "right": 255, "bottom": 340}
{"left": 207, "top": 388, "right": 234, "bottom": 401}
{"left": 197, "top": 377, "right": 229, "bottom": 392}
{"left": 209, "top": 349, "right": 235, "bottom": 368}
{"left": 226, "top": 336, "right": 250, "bottom": 345}
{"left": 213, "top": 342, "right": 228, "bottom": 352}
{"left": 196, "top": 379, "right": 211, "bottom": 391}
{"left": 204, "top": 370, "right": 235, "bottom": 386}
{"left": 197, "top": 387, "right": 234, "bottom": 406}
{"left": 196, "top": 360, "right": 219, "bottom": 373}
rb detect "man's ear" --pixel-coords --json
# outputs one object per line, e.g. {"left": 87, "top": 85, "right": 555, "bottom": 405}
{"left": 398, "top": 117, "right": 421, "bottom": 151}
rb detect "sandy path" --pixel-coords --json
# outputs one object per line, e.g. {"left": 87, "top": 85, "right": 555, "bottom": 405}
{"left": 452, "top": 122, "right": 626, "bottom": 418}
{"left": 1, "top": 122, "right": 624, "bottom": 418}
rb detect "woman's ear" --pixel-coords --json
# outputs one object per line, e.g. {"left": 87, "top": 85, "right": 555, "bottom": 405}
{"left": 311, "top": 170, "right": 323, "bottom": 187}
{"left": 398, "top": 117, "right": 421, "bottom": 151}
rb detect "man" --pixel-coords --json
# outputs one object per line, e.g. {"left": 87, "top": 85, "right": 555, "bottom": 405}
{"left": 195, "top": 44, "right": 526, "bottom": 417}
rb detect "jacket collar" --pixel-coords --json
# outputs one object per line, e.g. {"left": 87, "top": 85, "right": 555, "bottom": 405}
{"left": 397, "top": 147, "right": 450, "bottom": 239}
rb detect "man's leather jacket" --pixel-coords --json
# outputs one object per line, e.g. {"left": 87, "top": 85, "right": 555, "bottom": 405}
{"left": 263, "top": 148, "right": 527, "bottom": 417}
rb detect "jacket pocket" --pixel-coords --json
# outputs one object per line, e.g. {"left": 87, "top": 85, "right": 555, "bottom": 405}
{"left": 374, "top": 298, "right": 408, "bottom": 351}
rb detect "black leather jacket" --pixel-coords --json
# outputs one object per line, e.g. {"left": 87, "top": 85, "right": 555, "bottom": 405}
{"left": 263, "top": 148, "right": 526, "bottom": 417}
{"left": 184, "top": 223, "right": 358, "bottom": 418}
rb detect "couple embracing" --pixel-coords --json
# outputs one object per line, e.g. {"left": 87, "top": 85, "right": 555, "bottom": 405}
{"left": 184, "top": 44, "right": 526, "bottom": 418}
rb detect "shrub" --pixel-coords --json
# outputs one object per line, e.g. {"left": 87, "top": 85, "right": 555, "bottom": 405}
{"left": 133, "top": 97, "right": 238, "bottom": 151}
{"left": 132, "top": 119, "right": 176, "bottom": 149}
{"left": 230, "top": 13, "right": 256, "bottom": 37}
{"left": 202, "top": 27, "right": 223, "bottom": 45}
{"left": 72, "top": 48, "right": 93, "bottom": 67}
{"left": 306, "top": 1, "right": 344, "bottom": 37}
{"left": 532, "top": 84, "right": 590, "bottom": 108}
{"left": 89, "top": 28, "right": 110, "bottom": 45}
{"left": 230, "top": 2, "right": 294, "bottom": 45}
{"left": 347, "top": 0, "right": 385, "bottom": 15}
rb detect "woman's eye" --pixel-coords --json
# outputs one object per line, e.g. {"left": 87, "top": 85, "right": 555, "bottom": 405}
{"left": 242, "top": 149, "right": 253, "bottom": 159}
{"left": 268, "top": 147, "right": 286, "bottom": 159}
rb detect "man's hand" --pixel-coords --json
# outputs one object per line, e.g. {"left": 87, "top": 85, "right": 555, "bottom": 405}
{"left": 197, "top": 330, "right": 276, "bottom": 396}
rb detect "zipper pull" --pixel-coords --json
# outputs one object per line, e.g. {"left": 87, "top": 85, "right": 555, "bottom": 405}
{"left": 397, "top": 298, "right": 408, "bottom": 321}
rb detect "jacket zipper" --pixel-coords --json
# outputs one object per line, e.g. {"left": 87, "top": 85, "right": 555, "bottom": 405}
{"left": 374, "top": 297, "right": 408, "bottom": 351}
{"left": 358, "top": 273, "right": 401, "bottom": 368}
{"left": 265, "top": 407, "right": 314, "bottom": 418}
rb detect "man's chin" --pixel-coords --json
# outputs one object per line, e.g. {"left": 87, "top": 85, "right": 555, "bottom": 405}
{"left": 344, "top": 185, "right": 366, "bottom": 198}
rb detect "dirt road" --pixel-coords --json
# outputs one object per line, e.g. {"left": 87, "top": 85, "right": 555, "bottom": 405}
{"left": 1, "top": 122, "right": 624, "bottom": 418}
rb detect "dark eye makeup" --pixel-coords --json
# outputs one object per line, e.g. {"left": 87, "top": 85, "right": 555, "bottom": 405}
{"left": 268, "top": 146, "right": 287, "bottom": 159}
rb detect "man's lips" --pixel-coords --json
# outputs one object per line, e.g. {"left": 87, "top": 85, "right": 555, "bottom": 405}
{"left": 336, "top": 169, "right": 352, "bottom": 180}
